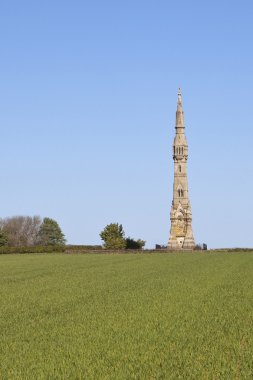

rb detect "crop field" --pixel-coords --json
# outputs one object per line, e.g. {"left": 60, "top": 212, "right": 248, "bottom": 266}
{"left": 1, "top": 252, "right": 253, "bottom": 379}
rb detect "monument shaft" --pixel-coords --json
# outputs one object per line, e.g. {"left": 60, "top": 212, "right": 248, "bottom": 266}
{"left": 168, "top": 89, "right": 195, "bottom": 250}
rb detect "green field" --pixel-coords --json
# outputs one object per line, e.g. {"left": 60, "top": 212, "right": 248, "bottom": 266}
{"left": 1, "top": 252, "right": 253, "bottom": 379}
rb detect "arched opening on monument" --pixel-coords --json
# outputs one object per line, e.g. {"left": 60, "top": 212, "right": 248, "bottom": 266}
{"left": 176, "top": 237, "right": 184, "bottom": 248}
{"left": 177, "top": 185, "right": 184, "bottom": 197}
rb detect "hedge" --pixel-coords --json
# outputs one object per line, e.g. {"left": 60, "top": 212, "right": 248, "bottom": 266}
{"left": 0, "top": 245, "right": 66, "bottom": 254}
{"left": 66, "top": 245, "right": 103, "bottom": 251}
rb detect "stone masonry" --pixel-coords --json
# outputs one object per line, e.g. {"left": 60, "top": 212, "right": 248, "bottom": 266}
{"left": 168, "top": 89, "right": 195, "bottom": 250}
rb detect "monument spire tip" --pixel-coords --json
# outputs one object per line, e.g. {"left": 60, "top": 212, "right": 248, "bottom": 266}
{"left": 177, "top": 87, "right": 182, "bottom": 105}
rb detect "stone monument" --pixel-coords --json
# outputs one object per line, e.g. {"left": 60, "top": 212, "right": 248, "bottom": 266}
{"left": 168, "top": 89, "right": 195, "bottom": 250}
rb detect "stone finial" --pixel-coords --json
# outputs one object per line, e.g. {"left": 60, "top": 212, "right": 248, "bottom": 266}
{"left": 178, "top": 87, "right": 182, "bottom": 105}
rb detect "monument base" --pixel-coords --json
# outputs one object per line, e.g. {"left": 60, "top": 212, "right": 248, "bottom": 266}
{"left": 168, "top": 236, "right": 195, "bottom": 250}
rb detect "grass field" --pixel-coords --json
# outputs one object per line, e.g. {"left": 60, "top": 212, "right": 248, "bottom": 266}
{"left": 1, "top": 252, "right": 253, "bottom": 379}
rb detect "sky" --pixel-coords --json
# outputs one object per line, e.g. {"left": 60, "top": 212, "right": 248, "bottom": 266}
{"left": 0, "top": 0, "right": 253, "bottom": 248}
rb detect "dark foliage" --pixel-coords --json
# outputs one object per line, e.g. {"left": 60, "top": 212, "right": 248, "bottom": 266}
{"left": 125, "top": 237, "right": 145, "bottom": 249}
{"left": 0, "top": 230, "right": 8, "bottom": 247}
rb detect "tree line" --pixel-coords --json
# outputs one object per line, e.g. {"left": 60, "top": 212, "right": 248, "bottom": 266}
{"left": 0, "top": 216, "right": 65, "bottom": 247}
{"left": 0, "top": 217, "right": 145, "bottom": 250}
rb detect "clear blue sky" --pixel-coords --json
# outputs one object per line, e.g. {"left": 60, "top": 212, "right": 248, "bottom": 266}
{"left": 1, "top": 0, "right": 253, "bottom": 248}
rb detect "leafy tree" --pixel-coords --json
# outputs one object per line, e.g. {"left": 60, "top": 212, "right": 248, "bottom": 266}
{"left": 0, "top": 230, "right": 8, "bottom": 247}
{"left": 125, "top": 237, "right": 146, "bottom": 250}
{"left": 100, "top": 223, "right": 126, "bottom": 249}
{"left": 37, "top": 218, "right": 66, "bottom": 246}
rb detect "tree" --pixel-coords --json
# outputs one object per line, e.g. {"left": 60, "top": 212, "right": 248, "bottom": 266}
{"left": 37, "top": 218, "right": 66, "bottom": 246}
{"left": 0, "top": 230, "right": 8, "bottom": 247}
{"left": 100, "top": 223, "right": 126, "bottom": 249}
{"left": 125, "top": 237, "right": 146, "bottom": 250}
{"left": 0, "top": 216, "right": 41, "bottom": 246}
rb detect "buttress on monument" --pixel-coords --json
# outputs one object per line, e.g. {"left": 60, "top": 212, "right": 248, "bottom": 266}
{"left": 168, "top": 89, "right": 195, "bottom": 250}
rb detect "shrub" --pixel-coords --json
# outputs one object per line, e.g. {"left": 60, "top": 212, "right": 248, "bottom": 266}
{"left": 125, "top": 238, "right": 145, "bottom": 249}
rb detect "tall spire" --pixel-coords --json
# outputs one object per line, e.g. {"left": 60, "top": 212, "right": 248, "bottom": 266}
{"left": 168, "top": 88, "right": 195, "bottom": 250}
